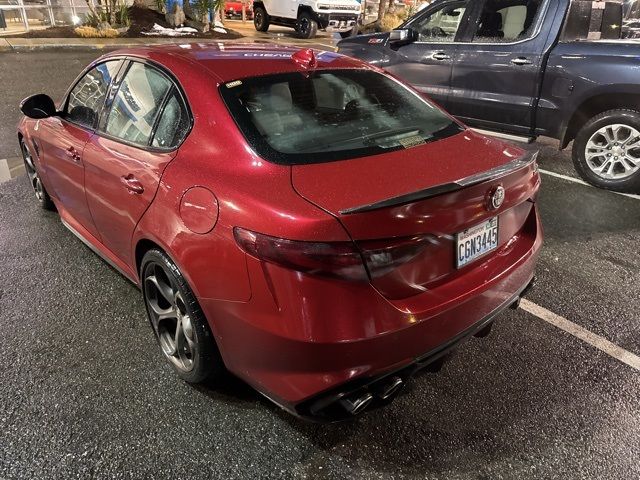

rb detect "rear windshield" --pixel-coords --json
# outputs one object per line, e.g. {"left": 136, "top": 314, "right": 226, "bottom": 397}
{"left": 220, "top": 69, "right": 462, "bottom": 165}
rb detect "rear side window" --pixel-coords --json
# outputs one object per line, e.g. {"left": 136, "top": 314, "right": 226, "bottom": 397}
{"left": 220, "top": 69, "right": 462, "bottom": 165}
{"left": 105, "top": 62, "right": 172, "bottom": 146}
{"left": 66, "top": 61, "right": 120, "bottom": 129}
{"left": 151, "top": 90, "right": 191, "bottom": 149}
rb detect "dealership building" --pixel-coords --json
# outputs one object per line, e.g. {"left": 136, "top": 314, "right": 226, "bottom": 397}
{"left": 0, "top": 0, "right": 162, "bottom": 35}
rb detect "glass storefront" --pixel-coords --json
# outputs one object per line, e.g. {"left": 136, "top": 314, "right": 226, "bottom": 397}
{"left": 0, "top": 0, "right": 106, "bottom": 35}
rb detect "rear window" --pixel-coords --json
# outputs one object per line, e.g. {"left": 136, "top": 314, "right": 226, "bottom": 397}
{"left": 220, "top": 69, "right": 462, "bottom": 165}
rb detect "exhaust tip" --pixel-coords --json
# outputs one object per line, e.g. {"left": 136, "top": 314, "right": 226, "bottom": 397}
{"left": 376, "top": 376, "right": 404, "bottom": 400}
{"left": 339, "top": 392, "right": 374, "bottom": 416}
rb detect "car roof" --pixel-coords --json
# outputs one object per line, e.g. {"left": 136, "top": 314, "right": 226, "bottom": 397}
{"left": 104, "top": 43, "right": 373, "bottom": 83}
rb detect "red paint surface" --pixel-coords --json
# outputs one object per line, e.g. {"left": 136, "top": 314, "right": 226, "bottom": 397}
{"left": 18, "top": 44, "right": 543, "bottom": 411}
{"left": 180, "top": 187, "right": 219, "bottom": 234}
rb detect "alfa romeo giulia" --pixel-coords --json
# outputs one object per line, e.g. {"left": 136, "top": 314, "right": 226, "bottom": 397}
{"left": 18, "top": 44, "right": 541, "bottom": 421}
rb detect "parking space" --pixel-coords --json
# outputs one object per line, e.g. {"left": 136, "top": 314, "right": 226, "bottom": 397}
{"left": 0, "top": 49, "right": 638, "bottom": 479}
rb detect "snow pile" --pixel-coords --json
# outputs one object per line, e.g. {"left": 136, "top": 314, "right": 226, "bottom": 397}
{"left": 213, "top": 18, "right": 226, "bottom": 34}
{"left": 142, "top": 23, "right": 198, "bottom": 36}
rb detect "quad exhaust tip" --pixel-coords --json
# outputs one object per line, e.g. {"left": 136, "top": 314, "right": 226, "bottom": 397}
{"left": 375, "top": 376, "right": 404, "bottom": 400}
{"left": 339, "top": 376, "right": 405, "bottom": 415}
{"left": 339, "top": 392, "right": 374, "bottom": 416}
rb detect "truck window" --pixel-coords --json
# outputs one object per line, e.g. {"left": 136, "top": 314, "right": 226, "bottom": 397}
{"left": 412, "top": 1, "right": 468, "bottom": 42}
{"left": 472, "top": 0, "right": 545, "bottom": 43}
{"left": 562, "top": 0, "right": 624, "bottom": 41}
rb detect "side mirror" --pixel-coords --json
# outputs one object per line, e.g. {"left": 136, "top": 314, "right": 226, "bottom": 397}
{"left": 389, "top": 28, "right": 418, "bottom": 46}
{"left": 20, "top": 94, "right": 57, "bottom": 119}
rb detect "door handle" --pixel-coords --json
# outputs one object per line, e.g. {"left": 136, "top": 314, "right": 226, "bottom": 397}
{"left": 432, "top": 52, "right": 451, "bottom": 60}
{"left": 121, "top": 174, "right": 144, "bottom": 195}
{"left": 65, "top": 146, "right": 81, "bottom": 163}
{"left": 511, "top": 57, "right": 532, "bottom": 65}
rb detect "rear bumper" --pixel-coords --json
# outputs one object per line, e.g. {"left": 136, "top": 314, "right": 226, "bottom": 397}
{"left": 297, "top": 275, "right": 535, "bottom": 421}
{"left": 199, "top": 205, "right": 542, "bottom": 418}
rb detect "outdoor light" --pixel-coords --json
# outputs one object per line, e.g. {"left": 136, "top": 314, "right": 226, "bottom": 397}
{"left": 71, "top": 15, "right": 81, "bottom": 25}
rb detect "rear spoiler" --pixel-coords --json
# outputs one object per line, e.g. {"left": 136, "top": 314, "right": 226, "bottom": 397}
{"left": 339, "top": 151, "right": 538, "bottom": 215}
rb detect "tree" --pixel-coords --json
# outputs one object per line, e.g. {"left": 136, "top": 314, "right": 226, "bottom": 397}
{"left": 377, "top": 0, "right": 387, "bottom": 22}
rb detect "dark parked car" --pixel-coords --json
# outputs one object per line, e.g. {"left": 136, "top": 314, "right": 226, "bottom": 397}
{"left": 338, "top": 0, "right": 640, "bottom": 192}
{"left": 18, "top": 44, "right": 540, "bottom": 421}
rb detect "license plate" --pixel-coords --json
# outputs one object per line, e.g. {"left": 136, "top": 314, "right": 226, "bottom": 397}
{"left": 456, "top": 217, "right": 499, "bottom": 268}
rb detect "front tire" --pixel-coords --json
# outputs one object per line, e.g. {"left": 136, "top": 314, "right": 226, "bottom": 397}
{"left": 296, "top": 12, "right": 318, "bottom": 39}
{"left": 253, "top": 6, "right": 270, "bottom": 32}
{"left": 20, "top": 139, "right": 54, "bottom": 210}
{"left": 572, "top": 109, "right": 640, "bottom": 193}
{"left": 141, "top": 249, "right": 224, "bottom": 384}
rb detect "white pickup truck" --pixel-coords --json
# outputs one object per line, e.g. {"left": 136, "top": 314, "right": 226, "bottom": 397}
{"left": 253, "top": 0, "right": 361, "bottom": 39}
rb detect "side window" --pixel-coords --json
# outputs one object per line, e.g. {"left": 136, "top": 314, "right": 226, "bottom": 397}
{"left": 412, "top": 2, "right": 468, "bottom": 42}
{"left": 473, "top": 0, "right": 544, "bottom": 43}
{"left": 151, "top": 90, "right": 191, "bottom": 149}
{"left": 105, "top": 62, "right": 172, "bottom": 146}
{"left": 66, "top": 61, "right": 120, "bottom": 129}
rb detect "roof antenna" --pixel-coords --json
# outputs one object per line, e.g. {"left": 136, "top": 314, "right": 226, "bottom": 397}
{"left": 291, "top": 49, "right": 317, "bottom": 71}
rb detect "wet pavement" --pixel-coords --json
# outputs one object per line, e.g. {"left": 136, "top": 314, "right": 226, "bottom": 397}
{"left": 0, "top": 49, "right": 639, "bottom": 479}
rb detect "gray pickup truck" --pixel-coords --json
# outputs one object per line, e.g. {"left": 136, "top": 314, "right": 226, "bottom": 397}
{"left": 338, "top": 0, "right": 640, "bottom": 192}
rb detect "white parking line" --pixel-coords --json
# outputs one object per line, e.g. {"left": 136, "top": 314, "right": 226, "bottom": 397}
{"left": 0, "top": 158, "right": 11, "bottom": 183}
{"left": 539, "top": 169, "right": 640, "bottom": 200}
{"left": 521, "top": 299, "right": 640, "bottom": 371}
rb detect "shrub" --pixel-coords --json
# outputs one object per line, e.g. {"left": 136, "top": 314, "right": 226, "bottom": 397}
{"left": 379, "top": 12, "right": 404, "bottom": 31}
{"left": 74, "top": 25, "right": 120, "bottom": 37}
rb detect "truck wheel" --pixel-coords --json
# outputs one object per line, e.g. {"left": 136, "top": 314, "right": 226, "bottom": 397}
{"left": 339, "top": 27, "right": 357, "bottom": 39}
{"left": 254, "top": 6, "right": 269, "bottom": 32}
{"left": 573, "top": 109, "right": 640, "bottom": 193}
{"left": 296, "top": 12, "right": 318, "bottom": 39}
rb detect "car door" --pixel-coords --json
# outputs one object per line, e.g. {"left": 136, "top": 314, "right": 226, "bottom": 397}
{"left": 448, "top": 0, "right": 554, "bottom": 135}
{"left": 83, "top": 60, "right": 192, "bottom": 265}
{"left": 384, "top": 0, "right": 475, "bottom": 109}
{"left": 37, "top": 60, "right": 122, "bottom": 240}
{"left": 262, "top": 0, "right": 284, "bottom": 17}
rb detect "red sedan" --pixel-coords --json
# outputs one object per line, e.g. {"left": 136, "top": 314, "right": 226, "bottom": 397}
{"left": 224, "top": 0, "right": 252, "bottom": 19}
{"left": 18, "top": 45, "right": 541, "bottom": 421}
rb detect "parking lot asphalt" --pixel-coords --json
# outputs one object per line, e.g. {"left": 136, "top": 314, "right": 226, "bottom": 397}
{"left": 1, "top": 49, "right": 639, "bottom": 479}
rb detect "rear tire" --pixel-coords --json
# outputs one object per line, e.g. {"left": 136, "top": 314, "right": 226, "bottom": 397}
{"left": 253, "top": 6, "right": 270, "bottom": 32}
{"left": 20, "top": 139, "right": 54, "bottom": 211}
{"left": 296, "top": 11, "right": 318, "bottom": 39}
{"left": 141, "top": 249, "right": 224, "bottom": 384}
{"left": 572, "top": 109, "right": 640, "bottom": 193}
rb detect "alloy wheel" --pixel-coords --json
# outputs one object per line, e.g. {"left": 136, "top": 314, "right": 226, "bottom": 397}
{"left": 299, "top": 18, "right": 310, "bottom": 36}
{"left": 143, "top": 262, "right": 197, "bottom": 373}
{"left": 21, "top": 142, "right": 44, "bottom": 202}
{"left": 585, "top": 123, "right": 640, "bottom": 180}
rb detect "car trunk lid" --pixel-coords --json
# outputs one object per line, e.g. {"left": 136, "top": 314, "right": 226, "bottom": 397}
{"left": 291, "top": 131, "right": 540, "bottom": 299}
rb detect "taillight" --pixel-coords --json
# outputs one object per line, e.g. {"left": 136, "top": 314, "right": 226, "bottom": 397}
{"left": 234, "top": 227, "right": 434, "bottom": 283}
{"left": 358, "top": 235, "right": 434, "bottom": 279}
{"left": 233, "top": 227, "right": 368, "bottom": 281}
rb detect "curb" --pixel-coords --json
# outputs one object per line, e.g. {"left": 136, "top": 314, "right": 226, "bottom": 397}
{"left": 0, "top": 37, "right": 237, "bottom": 52}
{"left": 0, "top": 38, "right": 12, "bottom": 52}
